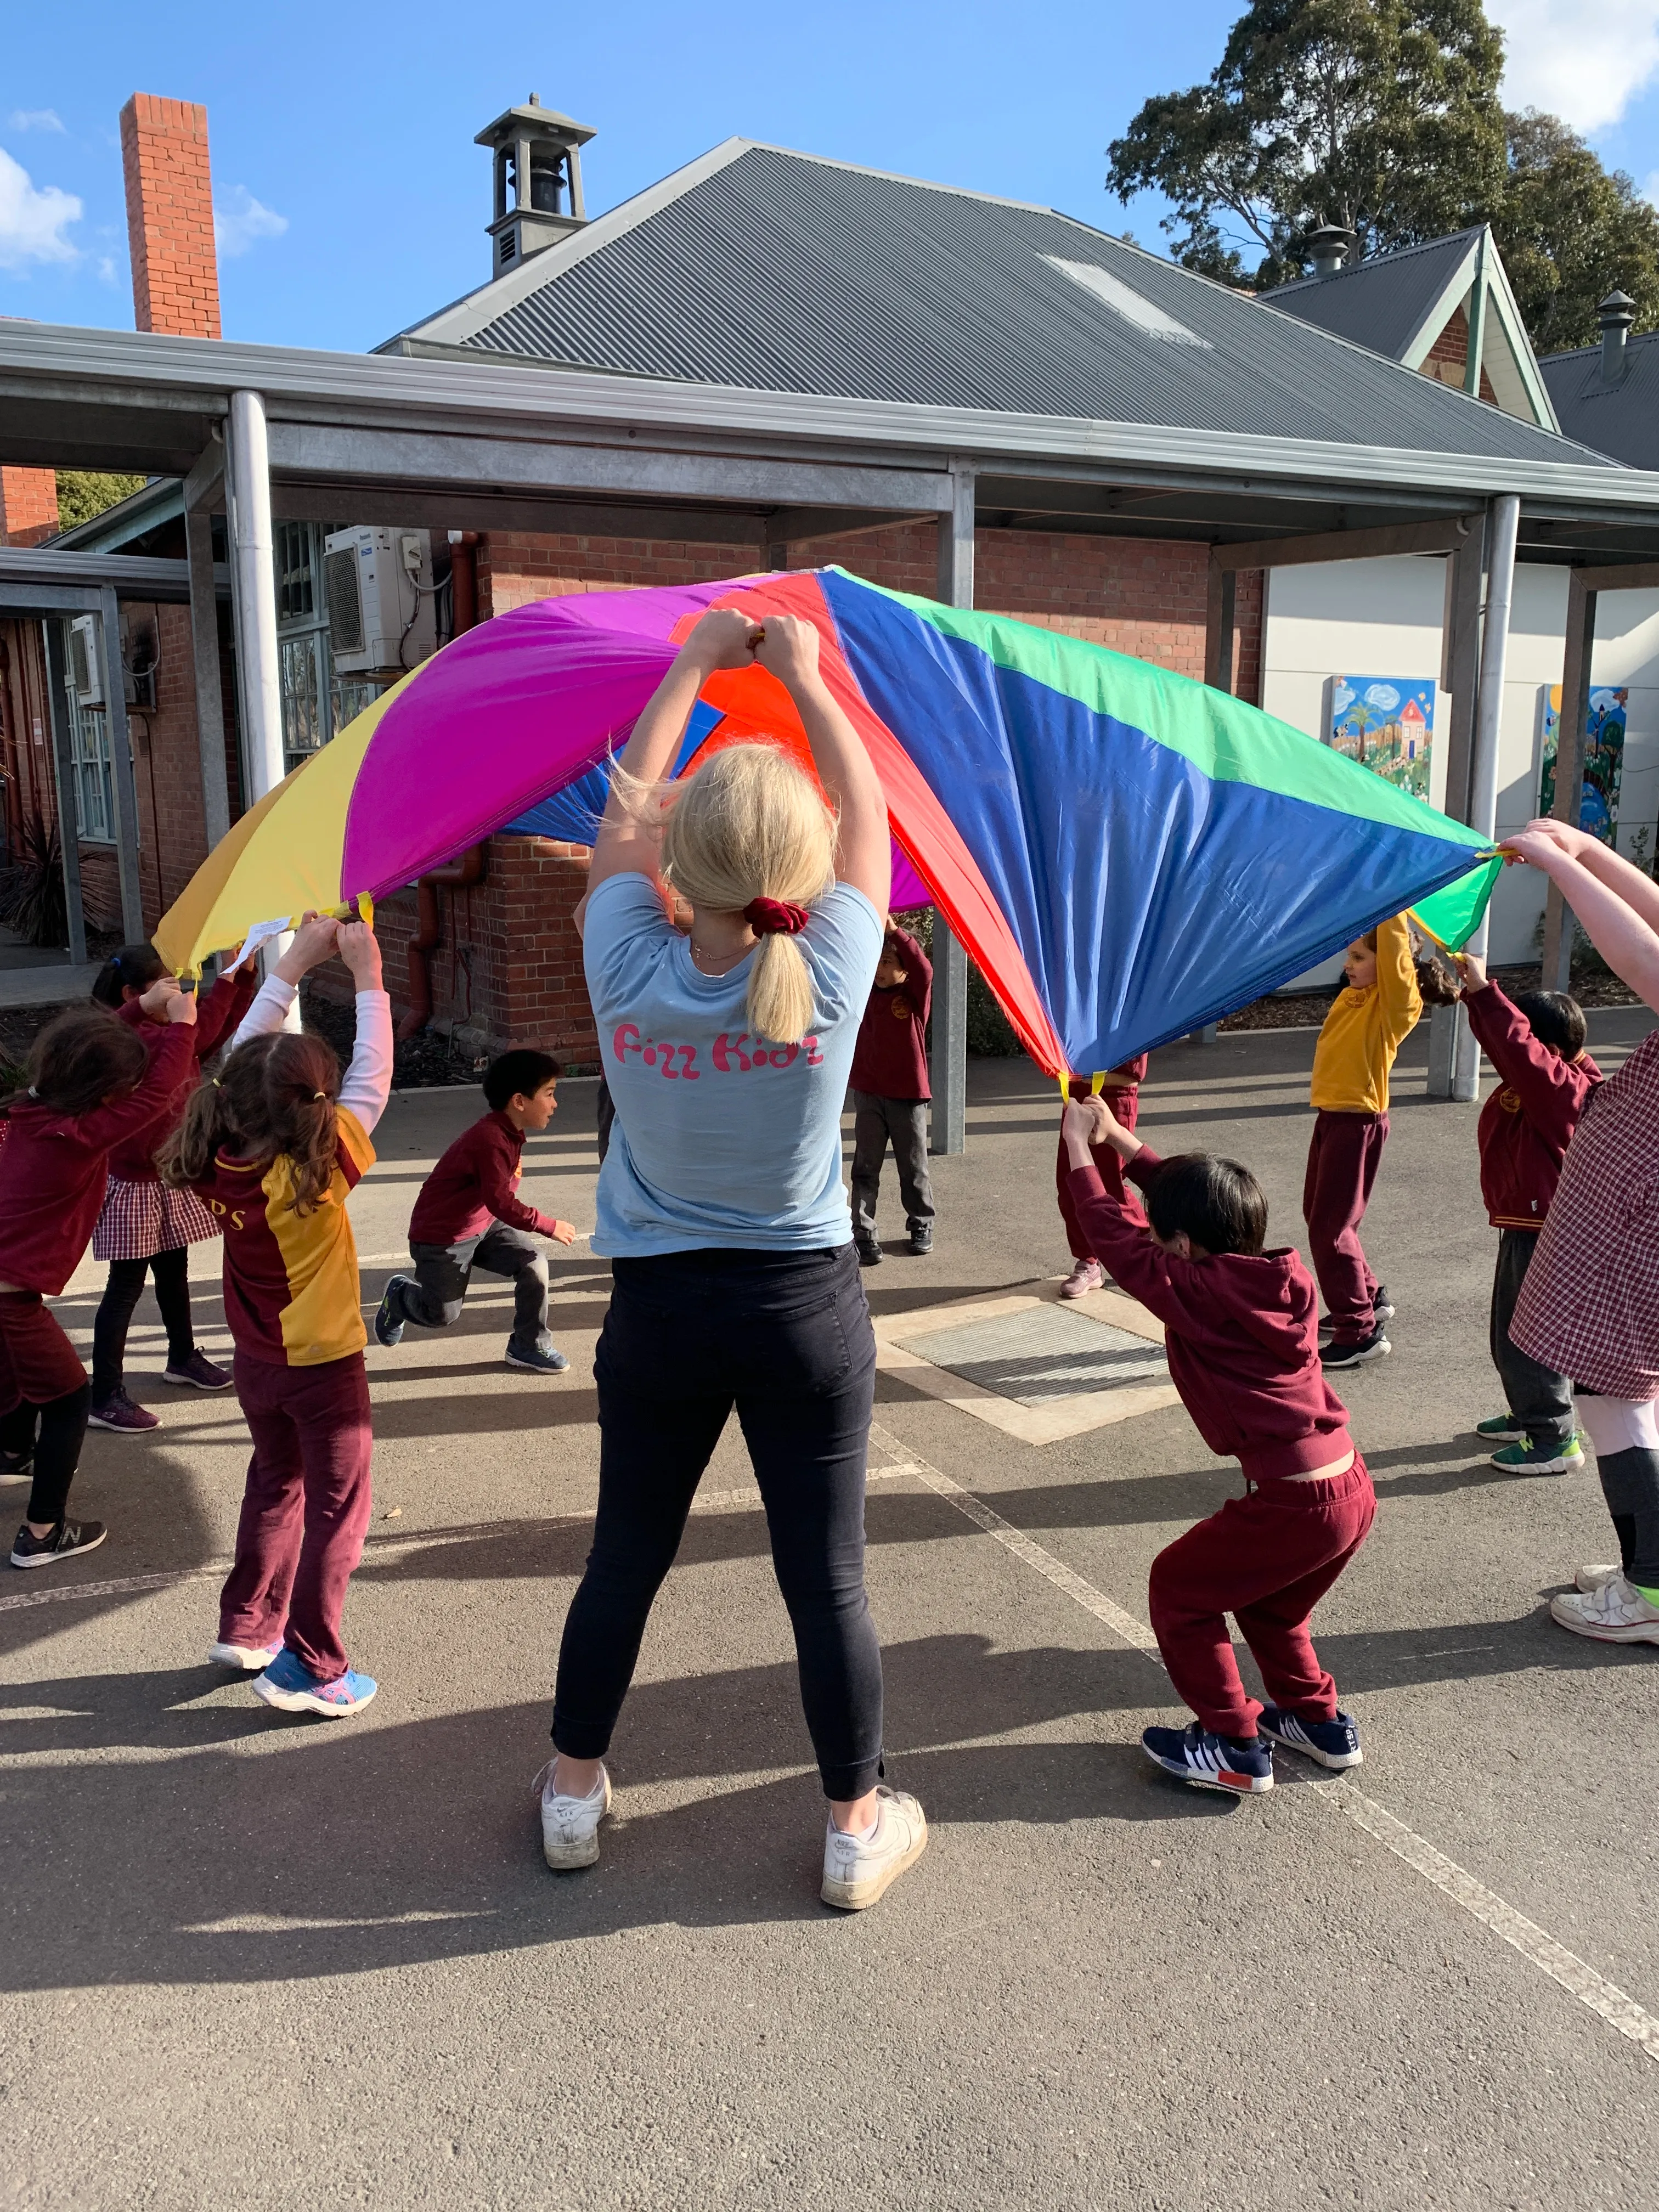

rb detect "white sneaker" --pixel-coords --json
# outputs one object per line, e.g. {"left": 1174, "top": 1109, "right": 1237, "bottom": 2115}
{"left": 207, "top": 1639, "right": 280, "bottom": 1671}
{"left": 534, "top": 1759, "right": 612, "bottom": 1870}
{"left": 1550, "top": 1576, "right": 1659, "bottom": 1645}
{"left": 820, "top": 1785, "right": 928, "bottom": 1911}
{"left": 1059, "top": 1259, "right": 1105, "bottom": 1300}
{"left": 1575, "top": 1564, "right": 1624, "bottom": 1594}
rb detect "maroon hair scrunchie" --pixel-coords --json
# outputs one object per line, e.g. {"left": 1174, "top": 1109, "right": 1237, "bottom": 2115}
{"left": 744, "top": 896, "right": 809, "bottom": 936}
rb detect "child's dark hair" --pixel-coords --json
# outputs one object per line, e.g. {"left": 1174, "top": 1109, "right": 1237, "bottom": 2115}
{"left": 1514, "top": 988, "right": 1587, "bottom": 1058}
{"left": 160, "top": 1030, "right": 342, "bottom": 1214}
{"left": 1, "top": 1006, "right": 149, "bottom": 1118}
{"left": 1141, "top": 1151, "right": 1267, "bottom": 1258}
{"left": 1414, "top": 946, "right": 1462, "bottom": 1007}
{"left": 484, "top": 1048, "right": 560, "bottom": 1112}
{"left": 90, "top": 943, "right": 167, "bottom": 1009}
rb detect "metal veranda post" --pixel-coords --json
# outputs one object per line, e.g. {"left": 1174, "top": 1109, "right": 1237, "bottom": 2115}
{"left": 41, "top": 619, "right": 88, "bottom": 966}
{"left": 1427, "top": 514, "right": 1487, "bottom": 1098}
{"left": 1541, "top": 569, "right": 1595, "bottom": 992}
{"left": 98, "top": 584, "right": 145, "bottom": 941}
{"left": 185, "top": 496, "right": 232, "bottom": 851}
{"left": 1454, "top": 492, "right": 1520, "bottom": 1102}
{"left": 930, "top": 464, "right": 974, "bottom": 1157}
{"left": 227, "top": 389, "right": 295, "bottom": 1016}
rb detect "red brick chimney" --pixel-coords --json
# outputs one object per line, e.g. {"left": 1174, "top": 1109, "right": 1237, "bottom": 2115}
{"left": 0, "top": 466, "right": 60, "bottom": 546}
{"left": 119, "top": 93, "right": 222, "bottom": 338}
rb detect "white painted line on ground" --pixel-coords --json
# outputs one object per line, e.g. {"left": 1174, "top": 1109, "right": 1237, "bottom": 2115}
{"left": 868, "top": 1420, "right": 1659, "bottom": 2065}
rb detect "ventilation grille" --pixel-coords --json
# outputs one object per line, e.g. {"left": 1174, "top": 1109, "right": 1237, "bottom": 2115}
{"left": 325, "top": 548, "right": 364, "bottom": 654}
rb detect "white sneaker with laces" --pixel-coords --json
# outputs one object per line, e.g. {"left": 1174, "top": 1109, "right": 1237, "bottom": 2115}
{"left": 820, "top": 1785, "right": 928, "bottom": 1911}
{"left": 1575, "top": 1564, "right": 1623, "bottom": 1594}
{"left": 1059, "top": 1259, "right": 1105, "bottom": 1300}
{"left": 1550, "top": 1576, "right": 1659, "bottom": 1645}
{"left": 534, "top": 1759, "right": 612, "bottom": 1869}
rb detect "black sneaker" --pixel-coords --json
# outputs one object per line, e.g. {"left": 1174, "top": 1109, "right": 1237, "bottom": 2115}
{"left": 506, "top": 1342, "right": 569, "bottom": 1374}
{"left": 855, "top": 1234, "right": 883, "bottom": 1268}
{"left": 1372, "top": 1283, "right": 1396, "bottom": 1324}
{"left": 1321, "top": 1327, "right": 1391, "bottom": 1371}
{"left": 374, "top": 1277, "right": 412, "bottom": 1348}
{"left": 906, "top": 1222, "right": 933, "bottom": 1257}
{"left": 0, "top": 1451, "right": 33, "bottom": 1481}
{"left": 10, "top": 1519, "right": 108, "bottom": 1571}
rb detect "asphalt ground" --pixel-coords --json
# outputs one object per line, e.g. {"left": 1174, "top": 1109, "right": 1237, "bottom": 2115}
{"left": 3, "top": 1009, "right": 1657, "bottom": 2211}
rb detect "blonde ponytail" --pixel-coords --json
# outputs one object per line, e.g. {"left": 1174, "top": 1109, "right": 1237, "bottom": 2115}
{"left": 660, "top": 744, "right": 836, "bottom": 1046}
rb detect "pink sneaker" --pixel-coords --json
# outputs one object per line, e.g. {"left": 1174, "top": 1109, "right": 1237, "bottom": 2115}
{"left": 88, "top": 1389, "right": 160, "bottom": 1434}
{"left": 1059, "top": 1259, "right": 1105, "bottom": 1300}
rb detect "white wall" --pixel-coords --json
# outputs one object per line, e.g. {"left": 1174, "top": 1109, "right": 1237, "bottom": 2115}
{"left": 1263, "top": 555, "right": 1659, "bottom": 975}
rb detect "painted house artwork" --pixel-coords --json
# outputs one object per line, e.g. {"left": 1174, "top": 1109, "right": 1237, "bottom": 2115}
{"left": 1539, "top": 685, "right": 1628, "bottom": 844}
{"left": 1326, "top": 676, "right": 1435, "bottom": 800}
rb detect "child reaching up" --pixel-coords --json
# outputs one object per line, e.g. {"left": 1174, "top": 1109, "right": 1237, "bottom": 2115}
{"left": 375, "top": 1049, "right": 578, "bottom": 1370}
{"left": 1304, "top": 914, "right": 1457, "bottom": 1369}
{"left": 160, "top": 913, "right": 391, "bottom": 1717}
{"left": 1459, "top": 954, "right": 1599, "bottom": 1474}
{"left": 0, "top": 986, "right": 197, "bottom": 1567}
{"left": 1057, "top": 1059, "right": 1148, "bottom": 1298}
{"left": 1062, "top": 1090, "right": 1374, "bottom": 1796}
{"left": 849, "top": 917, "right": 934, "bottom": 1264}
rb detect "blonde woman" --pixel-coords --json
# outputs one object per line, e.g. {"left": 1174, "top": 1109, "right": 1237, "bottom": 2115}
{"left": 538, "top": 606, "right": 927, "bottom": 1911}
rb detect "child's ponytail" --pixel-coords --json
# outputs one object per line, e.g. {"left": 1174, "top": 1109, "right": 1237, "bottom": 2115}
{"left": 159, "top": 1036, "right": 276, "bottom": 1190}
{"left": 262, "top": 1032, "right": 342, "bottom": 1214}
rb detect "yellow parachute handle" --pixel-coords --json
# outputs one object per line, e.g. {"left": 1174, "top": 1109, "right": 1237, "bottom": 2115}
{"left": 1090, "top": 1071, "right": 1106, "bottom": 1094}
{"left": 1057, "top": 1073, "right": 1071, "bottom": 1104}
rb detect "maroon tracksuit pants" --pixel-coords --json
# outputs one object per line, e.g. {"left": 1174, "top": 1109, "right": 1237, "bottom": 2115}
{"left": 218, "top": 1348, "right": 373, "bottom": 1681}
{"left": 1302, "top": 1108, "right": 1388, "bottom": 1342}
{"left": 1056, "top": 1085, "right": 1139, "bottom": 1262}
{"left": 1148, "top": 1456, "right": 1376, "bottom": 1739}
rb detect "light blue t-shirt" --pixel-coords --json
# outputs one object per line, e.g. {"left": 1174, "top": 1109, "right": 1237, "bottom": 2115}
{"left": 583, "top": 871, "right": 883, "bottom": 1256}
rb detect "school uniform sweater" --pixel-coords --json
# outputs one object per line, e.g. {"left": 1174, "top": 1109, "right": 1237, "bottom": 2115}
{"left": 848, "top": 926, "right": 932, "bottom": 1101}
{"left": 1308, "top": 915, "right": 1422, "bottom": 1114}
{"left": 1066, "top": 1143, "right": 1353, "bottom": 1482}
{"left": 1464, "top": 982, "right": 1602, "bottom": 1230}
{"left": 107, "top": 968, "right": 258, "bottom": 1184}
{"left": 0, "top": 1026, "right": 195, "bottom": 1296}
{"left": 408, "top": 1110, "right": 558, "bottom": 1246}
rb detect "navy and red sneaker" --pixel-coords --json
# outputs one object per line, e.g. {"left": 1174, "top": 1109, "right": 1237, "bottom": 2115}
{"left": 1142, "top": 1722, "right": 1273, "bottom": 1796}
{"left": 1258, "top": 1703, "right": 1363, "bottom": 1770}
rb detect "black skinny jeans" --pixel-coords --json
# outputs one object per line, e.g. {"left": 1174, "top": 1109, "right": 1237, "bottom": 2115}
{"left": 552, "top": 1243, "right": 884, "bottom": 1800}
{"left": 92, "top": 1248, "right": 195, "bottom": 1400}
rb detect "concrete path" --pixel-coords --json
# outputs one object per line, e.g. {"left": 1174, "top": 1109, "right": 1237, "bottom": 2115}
{"left": 3, "top": 1013, "right": 1656, "bottom": 2210}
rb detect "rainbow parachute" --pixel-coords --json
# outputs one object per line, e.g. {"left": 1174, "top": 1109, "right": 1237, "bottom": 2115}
{"left": 156, "top": 567, "right": 1499, "bottom": 1075}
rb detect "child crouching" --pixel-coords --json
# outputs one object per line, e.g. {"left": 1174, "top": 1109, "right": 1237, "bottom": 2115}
{"left": 160, "top": 913, "right": 390, "bottom": 1717}
{"left": 1062, "top": 1092, "right": 1375, "bottom": 1795}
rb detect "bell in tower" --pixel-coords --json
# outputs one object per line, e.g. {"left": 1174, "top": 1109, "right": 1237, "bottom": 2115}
{"left": 475, "top": 93, "right": 596, "bottom": 278}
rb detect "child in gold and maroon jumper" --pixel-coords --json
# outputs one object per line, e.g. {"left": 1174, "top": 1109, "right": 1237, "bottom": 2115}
{"left": 1057, "top": 1059, "right": 1147, "bottom": 1298}
{"left": 1062, "top": 1090, "right": 1374, "bottom": 1796}
{"left": 848, "top": 916, "right": 934, "bottom": 1264}
{"left": 1459, "top": 950, "right": 1600, "bottom": 1476}
{"left": 0, "top": 987, "right": 197, "bottom": 1568}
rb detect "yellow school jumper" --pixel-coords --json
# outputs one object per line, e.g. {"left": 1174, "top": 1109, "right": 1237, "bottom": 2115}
{"left": 1310, "top": 915, "right": 1423, "bottom": 1114}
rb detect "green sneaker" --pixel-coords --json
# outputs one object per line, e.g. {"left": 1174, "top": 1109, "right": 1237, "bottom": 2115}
{"left": 1476, "top": 1413, "right": 1523, "bottom": 1441}
{"left": 1490, "top": 1432, "right": 1585, "bottom": 1476}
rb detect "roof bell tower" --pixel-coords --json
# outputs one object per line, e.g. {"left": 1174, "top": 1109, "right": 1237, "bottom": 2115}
{"left": 476, "top": 93, "right": 595, "bottom": 278}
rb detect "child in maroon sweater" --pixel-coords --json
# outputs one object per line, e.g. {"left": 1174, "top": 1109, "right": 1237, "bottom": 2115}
{"left": 1062, "top": 1092, "right": 1375, "bottom": 1796}
{"left": 848, "top": 918, "right": 934, "bottom": 1264}
{"left": 1459, "top": 952, "right": 1600, "bottom": 1476}
{"left": 0, "top": 990, "right": 196, "bottom": 1568}
{"left": 376, "top": 1049, "right": 577, "bottom": 1372}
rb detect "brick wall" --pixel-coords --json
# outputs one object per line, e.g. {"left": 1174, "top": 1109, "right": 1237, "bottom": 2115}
{"left": 120, "top": 94, "right": 221, "bottom": 339}
{"left": 122, "top": 601, "right": 211, "bottom": 929}
{"left": 1420, "top": 306, "right": 1500, "bottom": 407}
{"left": 0, "top": 468, "right": 61, "bottom": 548}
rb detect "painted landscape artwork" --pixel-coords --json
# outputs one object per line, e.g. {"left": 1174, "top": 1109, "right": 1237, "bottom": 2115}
{"left": 1539, "top": 684, "right": 1628, "bottom": 844}
{"left": 1327, "top": 676, "right": 1435, "bottom": 800}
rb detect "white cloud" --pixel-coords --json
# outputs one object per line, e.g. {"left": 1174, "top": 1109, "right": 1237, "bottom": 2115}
{"left": 7, "top": 109, "right": 65, "bottom": 133}
{"left": 0, "top": 147, "right": 80, "bottom": 269}
{"left": 1488, "top": 1, "right": 1659, "bottom": 132}
{"left": 97, "top": 255, "right": 117, "bottom": 283}
{"left": 213, "top": 185, "right": 288, "bottom": 258}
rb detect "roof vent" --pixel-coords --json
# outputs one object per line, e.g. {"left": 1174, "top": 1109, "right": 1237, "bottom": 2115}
{"left": 475, "top": 94, "right": 596, "bottom": 279}
{"left": 1306, "top": 225, "right": 1351, "bottom": 280}
{"left": 1598, "top": 289, "right": 1635, "bottom": 388}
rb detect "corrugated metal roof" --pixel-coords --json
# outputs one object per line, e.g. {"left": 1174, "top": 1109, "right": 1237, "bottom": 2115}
{"left": 1540, "top": 334, "right": 1659, "bottom": 471}
{"left": 415, "top": 150, "right": 1603, "bottom": 468}
{"left": 1268, "top": 230, "right": 1481, "bottom": 358}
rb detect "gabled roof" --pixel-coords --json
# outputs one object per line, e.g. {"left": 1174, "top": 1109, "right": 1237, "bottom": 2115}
{"left": 1268, "top": 225, "right": 1559, "bottom": 433}
{"left": 1540, "top": 332, "right": 1659, "bottom": 472}
{"left": 383, "top": 142, "right": 1596, "bottom": 469}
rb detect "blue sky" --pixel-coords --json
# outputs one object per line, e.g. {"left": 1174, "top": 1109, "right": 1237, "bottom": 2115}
{"left": 2, "top": 0, "right": 1656, "bottom": 353}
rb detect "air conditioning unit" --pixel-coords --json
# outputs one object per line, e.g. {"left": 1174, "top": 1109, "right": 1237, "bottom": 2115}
{"left": 66, "top": 615, "right": 105, "bottom": 707}
{"left": 323, "top": 527, "right": 436, "bottom": 675}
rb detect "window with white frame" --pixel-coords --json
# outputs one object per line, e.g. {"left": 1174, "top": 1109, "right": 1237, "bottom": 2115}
{"left": 275, "top": 521, "right": 390, "bottom": 771}
{"left": 59, "top": 655, "right": 115, "bottom": 844}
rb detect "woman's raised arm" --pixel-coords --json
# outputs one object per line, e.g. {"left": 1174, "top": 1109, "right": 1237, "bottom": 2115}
{"left": 1506, "top": 824, "right": 1659, "bottom": 1012}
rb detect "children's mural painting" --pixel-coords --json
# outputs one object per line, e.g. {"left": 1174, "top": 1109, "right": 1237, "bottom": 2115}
{"left": 1327, "top": 676, "right": 1435, "bottom": 801}
{"left": 1539, "top": 684, "right": 1628, "bottom": 845}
